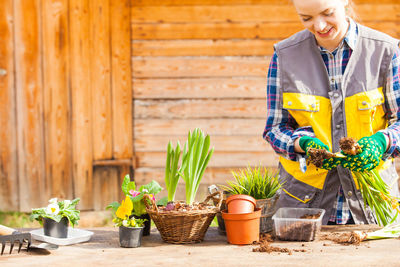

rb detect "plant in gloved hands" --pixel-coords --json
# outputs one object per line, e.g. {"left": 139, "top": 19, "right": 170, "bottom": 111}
{"left": 299, "top": 136, "right": 343, "bottom": 169}
{"left": 341, "top": 133, "right": 386, "bottom": 171}
{"left": 339, "top": 134, "right": 399, "bottom": 226}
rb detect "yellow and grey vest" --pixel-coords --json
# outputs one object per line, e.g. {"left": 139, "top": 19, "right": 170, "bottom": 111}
{"left": 274, "top": 25, "right": 400, "bottom": 224}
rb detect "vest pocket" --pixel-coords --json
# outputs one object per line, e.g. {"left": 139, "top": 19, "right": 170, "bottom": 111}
{"left": 279, "top": 175, "right": 318, "bottom": 207}
{"left": 356, "top": 89, "right": 385, "bottom": 135}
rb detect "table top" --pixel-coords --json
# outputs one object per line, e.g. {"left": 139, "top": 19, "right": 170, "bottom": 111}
{"left": 2, "top": 225, "right": 399, "bottom": 267}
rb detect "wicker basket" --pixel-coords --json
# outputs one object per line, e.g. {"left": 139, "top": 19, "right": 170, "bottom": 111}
{"left": 143, "top": 191, "right": 223, "bottom": 244}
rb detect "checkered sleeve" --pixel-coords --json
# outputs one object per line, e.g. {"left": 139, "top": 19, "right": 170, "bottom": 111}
{"left": 263, "top": 52, "right": 315, "bottom": 161}
{"left": 380, "top": 46, "right": 400, "bottom": 160}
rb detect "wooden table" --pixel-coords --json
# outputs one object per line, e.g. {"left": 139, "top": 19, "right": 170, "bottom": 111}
{"left": 2, "top": 225, "right": 399, "bottom": 266}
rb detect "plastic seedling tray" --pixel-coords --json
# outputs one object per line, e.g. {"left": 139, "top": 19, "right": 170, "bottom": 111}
{"left": 30, "top": 228, "right": 94, "bottom": 246}
{"left": 272, "top": 207, "right": 325, "bottom": 242}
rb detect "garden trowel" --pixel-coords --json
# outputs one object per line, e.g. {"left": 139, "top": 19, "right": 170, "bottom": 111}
{"left": 0, "top": 224, "right": 58, "bottom": 255}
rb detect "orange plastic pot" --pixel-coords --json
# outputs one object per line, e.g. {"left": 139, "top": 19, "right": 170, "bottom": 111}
{"left": 226, "top": 194, "right": 256, "bottom": 214}
{"left": 222, "top": 208, "right": 261, "bottom": 245}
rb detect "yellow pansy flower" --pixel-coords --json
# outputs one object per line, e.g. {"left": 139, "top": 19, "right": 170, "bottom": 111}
{"left": 116, "top": 196, "right": 133, "bottom": 219}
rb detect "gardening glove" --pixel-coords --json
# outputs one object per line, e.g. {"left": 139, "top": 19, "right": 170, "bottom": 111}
{"left": 299, "top": 136, "right": 340, "bottom": 170}
{"left": 342, "top": 132, "right": 387, "bottom": 172}
{"left": 321, "top": 157, "right": 343, "bottom": 170}
{"left": 299, "top": 136, "right": 329, "bottom": 154}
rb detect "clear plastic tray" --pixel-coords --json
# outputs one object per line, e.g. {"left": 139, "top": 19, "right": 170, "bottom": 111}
{"left": 272, "top": 207, "right": 325, "bottom": 242}
{"left": 30, "top": 228, "right": 94, "bottom": 246}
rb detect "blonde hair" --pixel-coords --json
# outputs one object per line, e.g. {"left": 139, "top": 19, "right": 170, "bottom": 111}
{"left": 346, "top": 0, "right": 358, "bottom": 21}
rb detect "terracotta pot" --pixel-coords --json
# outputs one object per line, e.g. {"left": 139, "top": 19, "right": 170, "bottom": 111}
{"left": 222, "top": 208, "right": 261, "bottom": 245}
{"left": 226, "top": 194, "right": 256, "bottom": 214}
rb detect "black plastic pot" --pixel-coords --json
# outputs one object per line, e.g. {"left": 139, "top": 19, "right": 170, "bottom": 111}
{"left": 132, "top": 213, "right": 151, "bottom": 236}
{"left": 119, "top": 226, "right": 144, "bottom": 248}
{"left": 43, "top": 217, "right": 69, "bottom": 238}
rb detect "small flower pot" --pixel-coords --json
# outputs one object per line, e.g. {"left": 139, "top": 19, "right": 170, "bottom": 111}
{"left": 226, "top": 194, "right": 256, "bottom": 214}
{"left": 132, "top": 213, "right": 151, "bottom": 236}
{"left": 119, "top": 226, "right": 144, "bottom": 248}
{"left": 222, "top": 208, "right": 261, "bottom": 245}
{"left": 43, "top": 217, "right": 69, "bottom": 238}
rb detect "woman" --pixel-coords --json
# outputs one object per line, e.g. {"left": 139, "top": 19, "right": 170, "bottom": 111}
{"left": 263, "top": 0, "right": 400, "bottom": 224}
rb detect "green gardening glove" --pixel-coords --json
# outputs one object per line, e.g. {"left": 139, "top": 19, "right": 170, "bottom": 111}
{"left": 342, "top": 132, "right": 387, "bottom": 172}
{"left": 299, "top": 136, "right": 340, "bottom": 170}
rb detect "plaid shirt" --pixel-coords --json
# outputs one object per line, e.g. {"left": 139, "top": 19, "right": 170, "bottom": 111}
{"left": 263, "top": 18, "right": 400, "bottom": 224}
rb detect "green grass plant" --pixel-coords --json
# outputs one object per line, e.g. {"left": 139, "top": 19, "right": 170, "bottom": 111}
{"left": 221, "top": 165, "right": 282, "bottom": 200}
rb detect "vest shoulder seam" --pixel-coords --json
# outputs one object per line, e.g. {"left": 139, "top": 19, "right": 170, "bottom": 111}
{"left": 274, "top": 30, "right": 313, "bottom": 51}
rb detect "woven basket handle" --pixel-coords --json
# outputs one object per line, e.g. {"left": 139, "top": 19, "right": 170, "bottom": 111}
{"left": 201, "top": 191, "right": 223, "bottom": 210}
{"left": 143, "top": 194, "right": 159, "bottom": 214}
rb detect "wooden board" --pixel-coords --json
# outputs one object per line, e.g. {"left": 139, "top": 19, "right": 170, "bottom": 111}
{"left": 90, "top": 0, "right": 113, "bottom": 160}
{"left": 13, "top": 0, "right": 47, "bottom": 211}
{"left": 134, "top": 135, "right": 273, "bottom": 152}
{"left": 132, "top": 0, "right": 398, "bottom": 6}
{"left": 132, "top": 57, "right": 270, "bottom": 78}
{"left": 134, "top": 99, "right": 266, "bottom": 119}
{"left": 132, "top": 21, "right": 399, "bottom": 40}
{"left": 135, "top": 151, "right": 279, "bottom": 168}
{"left": 134, "top": 166, "right": 279, "bottom": 188}
{"left": 134, "top": 118, "right": 267, "bottom": 136}
{"left": 69, "top": 0, "right": 93, "bottom": 209}
{"left": 93, "top": 166, "right": 119, "bottom": 211}
{"left": 111, "top": 0, "right": 133, "bottom": 159}
{"left": 0, "top": 0, "right": 18, "bottom": 211}
{"left": 131, "top": 5, "right": 400, "bottom": 23}
{"left": 132, "top": 39, "right": 276, "bottom": 56}
{"left": 133, "top": 77, "right": 266, "bottom": 99}
{"left": 42, "top": 0, "right": 72, "bottom": 201}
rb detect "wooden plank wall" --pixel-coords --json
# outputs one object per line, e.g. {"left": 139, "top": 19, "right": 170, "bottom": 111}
{"left": 0, "top": 0, "right": 132, "bottom": 212}
{"left": 131, "top": 0, "right": 400, "bottom": 201}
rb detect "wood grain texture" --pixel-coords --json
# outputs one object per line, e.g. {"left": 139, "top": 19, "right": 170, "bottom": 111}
{"left": 135, "top": 151, "right": 279, "bottom": 168}
{"left": 42, "top": 0, "right": 72, "bottom": 202}
{"left": 0, "top": 0, "right": 18, "bottom": 211}
{"left": 132, "top": 21, "right": 399, "bottom": 40}
{"left": 134, "top": 118, "right": 266, "bottom": 136}
{"left": 111, "top": 0, "right": 133, "bottom": 159}
{"left": 69, "top": 0, "right": 93, "bottom": 209}
{"left": 131, "top": 5, "right": 400, "bottom": 23}
{"left": 135, "top": 135, "right": 273, "bottom": 152}
{"left": 93, "top": 166, "right": 119, "bottom": 211}
{"left": 132, "top": 56, "right": 270, "bottom": 78}
{"left": 133, "top": 77, "right": 265, "bottom": 99}
{"left": 132, "top": 39, "right": 276, "bottom": 56}
{"left": 14, "top": 0, "right": 47, "bottom": 211}
{"left": 134, "top": 99, "right": 266, "bottom": 119}
{"left": 90, "top": 0, "right": 113, "bottom": 160}
{"left": 132, "top": 0, "right": 399, "bottom": 6}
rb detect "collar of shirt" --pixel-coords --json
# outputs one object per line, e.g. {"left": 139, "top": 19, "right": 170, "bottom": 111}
{"left": 318, "top": 17, "right": 358, "bottom": 54}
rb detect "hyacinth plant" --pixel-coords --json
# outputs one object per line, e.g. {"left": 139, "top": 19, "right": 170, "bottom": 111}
{"left": 180, "top": 128, "right": 214, "bottom": 205}
{"left": 107, "top": 174, "right": 163, "bottom": 217}
{"left": 30, "top": 198, "right": 80, "bottom": 227}
{"left": 165, "top": 141, "right": 182, "bottom": 202}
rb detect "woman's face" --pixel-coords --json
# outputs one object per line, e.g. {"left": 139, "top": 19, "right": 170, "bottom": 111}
{"left": 292, "top": 0, "right": 349, "bottom": 51}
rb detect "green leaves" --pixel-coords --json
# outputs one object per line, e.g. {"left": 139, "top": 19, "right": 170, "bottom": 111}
{"left": 354, "top": 170, "right": 399, "bottom": 226}
{"left": 165, "top": 141, "right": 182, "bottom": 202}
{"left": 180, "top": 129, "right": 214, "bottom": 204}
{"left": 221, "top": 165, "right": 282, "bottom": 200}
{"left": 30, "top": 198, "right": 81, "bottom": 227}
